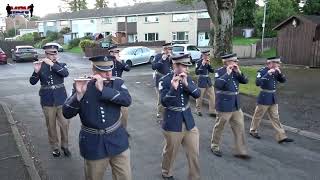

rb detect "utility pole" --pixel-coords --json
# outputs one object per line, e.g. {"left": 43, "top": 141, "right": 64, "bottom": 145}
{"left": 261, "top": 0, "right": 267, "bottom": 53}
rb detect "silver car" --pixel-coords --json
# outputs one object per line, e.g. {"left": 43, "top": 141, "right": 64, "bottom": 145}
{"left": 119, "top": 46, "right": 156, "bottom": 67}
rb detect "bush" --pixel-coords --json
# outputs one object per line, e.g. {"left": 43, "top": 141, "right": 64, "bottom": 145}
{"left": 40, "top": 38, "right": 50, "bottom": 47}
{"left": 79, "top": 39, "right": 96, "bottom": 50}
{"left": 17, "top": 33, "right": 34, "bottom": 43}
{"left": 59, "top": 27, "right": 71, "bottom": 35}
{"left": 68, "top": 38, "right": 81, "bottom": 49}
{"left": 46, "top": 31, "right": 59, "bottom": 41}
{"left": 82, "top": 35, "right": 93, "bottom": 40}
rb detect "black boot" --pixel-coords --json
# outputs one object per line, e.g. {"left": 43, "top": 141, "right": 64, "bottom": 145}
{"left": 61, "top": 147, "right": 71, "bottom": 157}
{"left": 52, "top": 149, "right": 61, "bottom": 157}
{"left": 278, "top": 138, "right": 294, "bottom": 144}
{"left": 250, "top": 132, "right": 261, "bottom": 139}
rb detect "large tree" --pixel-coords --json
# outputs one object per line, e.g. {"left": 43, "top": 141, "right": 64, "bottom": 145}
{"left": 234, "top": 0, "right": 256, "bottom": 27}
{"left": 254, "top": 0, "right": 299, "bottom": 38}
{"left": 62, "top": 0, "right": 88, "bottom": 12}
{"left": 95, "top": 0, "right": 108, "bottom": 9}
{"left": 178, "top": 0, "right": 238, "bottom": 58}
{"left": 302, "top": 0, "right": 320, "bottom": 15}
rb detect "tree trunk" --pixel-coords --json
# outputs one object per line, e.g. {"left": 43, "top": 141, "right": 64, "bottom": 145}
{"left": 204, "top": 0, "right": 236, "bottom": 58}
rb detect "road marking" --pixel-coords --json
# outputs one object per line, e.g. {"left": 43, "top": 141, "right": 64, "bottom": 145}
{"left": 0, "top": 132, "right": 10, "bottom": 137}
{"left": 0, "top": 154, "right": 21, "bottom": 161}
{"left": 7, "top": 63, "right": 14, "bottom": 66}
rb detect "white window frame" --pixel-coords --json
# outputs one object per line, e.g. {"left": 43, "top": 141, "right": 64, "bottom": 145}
{"left": 197, "top": 12, "right": 210, "bottom": 19}
{"left": 144, "top": 16, "right": 159, "bottom": 23}
{"left": 144, "top": 33, "right": 159, "bottom": 41}
{"left": 172, "top": 32, "right": 189, "bottom": 41}
{"left": 128, "top": 34, "right": 137, "bottom": 43}
{"left": 60, "top": 21, "right": 68, "bottom": 26}
{"left": 117, "top": 17, "right": 125, "bottom": 22}
{"left": 102, "top": 17, "right": 112, "bottom": 24}
{"left": 172, "top": 14, "right": 190, "bottom": 22}
{"left": 46, "top": 21, "right": 55, "bottom": 26}
{"left": 127, "top": 16, "right": 137, "bottom": 23}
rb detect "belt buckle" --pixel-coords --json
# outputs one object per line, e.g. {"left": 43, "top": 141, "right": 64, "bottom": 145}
{"left": 98, "top": 129, "right": 105, "bottom": 134}
{"left": 51, "top": 85, "right": 55, "bottom": 89}
{"left": 182, "top": 107, "right": 185, "bottom": 111}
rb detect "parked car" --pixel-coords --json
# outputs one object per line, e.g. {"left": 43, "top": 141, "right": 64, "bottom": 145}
{"left": 119, "top": 46, "right": 156, "bottom": 67}
{"left": 0, "top": 48, "right": 7, "bottom": 64}
{"left": 172, "top": 44, "right": 202, "bottom": 63}
{"left": 45, "top": 42, "right": 64, "bottom": 52}
{"left": 11, "top": 46, "right": 38, "bottom": 62}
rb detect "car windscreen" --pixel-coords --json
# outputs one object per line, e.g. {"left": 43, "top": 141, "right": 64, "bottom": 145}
{"left": 187, "top": 46, "right": 199, "bottom": 51}
{"left": 172, "top": 46, "right": 184, "bottom": 52}
{"left": 121, "top": 48, "right": 136, "bottom": 55}
{"left": 18, "top": 48, "right": 35, "bottom": 52}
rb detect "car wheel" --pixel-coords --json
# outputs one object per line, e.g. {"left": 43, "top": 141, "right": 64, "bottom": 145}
{"left": 149, "top": 56, "right": 154, "bottom": 63}
{"left": 126, "top": 60, "right": 133, "bottom": 68}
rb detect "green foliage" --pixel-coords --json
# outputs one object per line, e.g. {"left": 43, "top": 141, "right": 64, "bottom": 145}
{"left": 63, "top": 0, "right": 88, "bottom": 12}
{"left": 17, "top": 33, "right": 34, "bottom": 43}
{"left": 257, "top": 48, "right": 277, "bottom": 58}
{"left": 40, "top": 38, "right": 51, "bottom": 47}
{"left": 79, "top": 39, "right": 96, "bottom": 50}
{"left": 46, "top": 31, "right": 60, "bottom": 41}
{"left": 59, "top": 27, "right": 71, "bottom": 35}
{"left": 68, "top": 38, "right": 81, "bottom": 49}
{"left": 254, "top": 0, "right": 299, "bottom": 38}
{"left": 82, "top": 35, "right": 93, "bottom": 40}
{"left": 302, "top": 0, "right": 320, "bottom": 15}
{"left": 234, "top": 0, "right": 257, "bottom": 27}
{"left": 95, "top": 0, "right": 108, "bottom": 8}
{"left": 6, "top": 28, "right": 16, "bottom": 38}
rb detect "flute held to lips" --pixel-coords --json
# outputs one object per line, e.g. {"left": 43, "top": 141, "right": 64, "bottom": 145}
{"left": 74, "top": 75, "right": 115, "bottom": 81}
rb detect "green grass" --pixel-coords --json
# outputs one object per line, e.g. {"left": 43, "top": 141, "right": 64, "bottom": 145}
{"left": 63, "top": 44, "right": 83, "bottom": 54}
{"left": 257, "top": 48, "right": 276, "bottom": 58}
{"left": 190, "top": 65, "right": 260, "bottom": 97}
{"left": 239, "top": 66, "right": 260, "bottom": 96}
{"left": 232, "top": 37, "right": 260, "bottom": 46}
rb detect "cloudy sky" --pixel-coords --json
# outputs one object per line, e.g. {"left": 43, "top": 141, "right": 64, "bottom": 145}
{"left": 0, "top": 0, "right": 265, "bottom": 18}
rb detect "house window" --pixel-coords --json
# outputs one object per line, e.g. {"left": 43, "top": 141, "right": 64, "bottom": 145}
{"left": 144, "top": 33, "right": 159, "bottom": 41}
{"left": 85, "top": 32, "right": 93, "bottom": 36}
{"left": 128, "top": 34, "right": 138, "bottom": 43}
{"left": 71, "top": 32, "right": 78, "bottom": 39}
{"left": 205, "top": 32, "right": 210, "bottom": 39}
{"left": 172, "top": 14, "right": 189, "bottom": 22}
{"left": 102, "top": 17, "right": 112, "bottom": 24}
{"left": 105, "top": 32, "right": 111, "bottom": 37}
{"left": 172, "top": 32, "right": 189, "bottom": 41}
{"left": 144, "top": 16, "right": 159, "bottom": 23}
{"left": 46, "top": 21, "right": 55, "bottom": 26}
{"left": 60, "top": 21, "right": 68, "bottom": 26}
{"left": 117, "top": 17, "right": 125, "bottom": 22}
{"left": 127, "top": 16, "right": 137, "bottom": 22}
{"left": 197, "top": 12, "right": 210, "bottom": 19}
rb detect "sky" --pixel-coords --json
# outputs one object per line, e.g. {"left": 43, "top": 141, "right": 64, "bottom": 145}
{"left": 0, "top": 0, "right": 163, "bottom": 17}
{"left": 0, "top": 0, "right": 269, "bottom": 18}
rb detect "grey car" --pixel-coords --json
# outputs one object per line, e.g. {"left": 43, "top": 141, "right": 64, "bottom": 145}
{"left": 11, "top": 46, "right": 38, "bottom": 62}
{"left": 119, "top": 46, "right": 156, "bottom": 67}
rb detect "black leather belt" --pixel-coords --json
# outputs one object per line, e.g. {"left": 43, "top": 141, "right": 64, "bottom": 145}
{"left": 81, "top": 120, "right": 121, "bottom": 135}
{"left": 166, "top": 104, "right": 190, "bottom": 112}
{"left": 41, "top": 83, "right": 64, "bottom": 90}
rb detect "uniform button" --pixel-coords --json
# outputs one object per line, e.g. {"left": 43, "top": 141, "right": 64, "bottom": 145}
{"left": 101, "top": 111, "right": 104, "bottom": 114}
{"left": 102, "top": 115, "right": 105, "bottom": 118}
{"left": 100, "top": 107, "right": 103, "bottom": 110}
{"left": 102, "top": 119, "right": 106, "bottom": 123}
